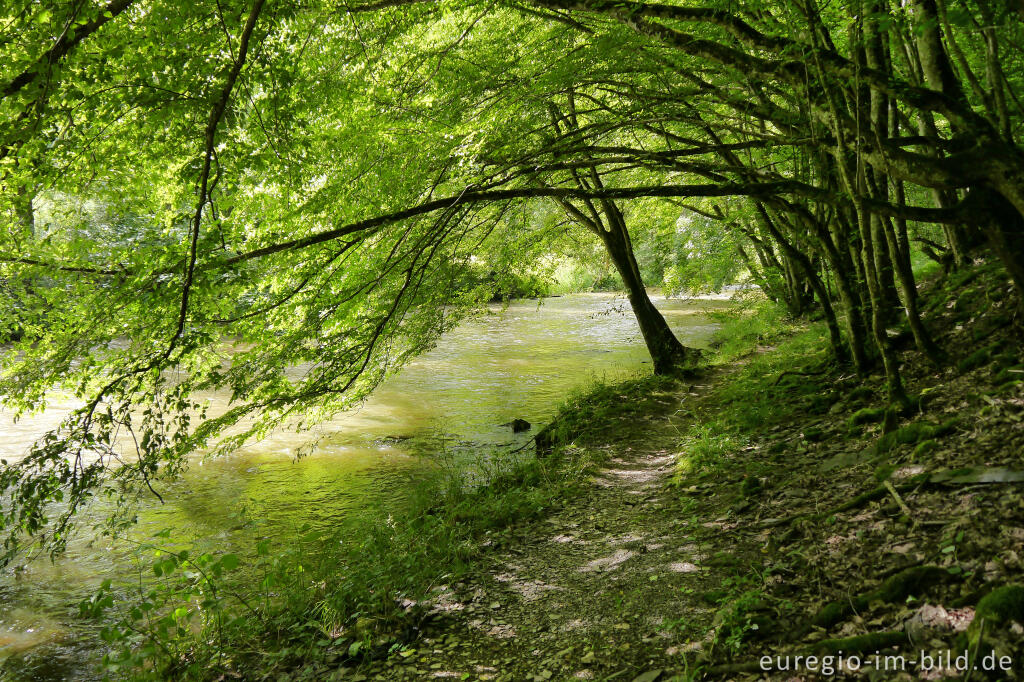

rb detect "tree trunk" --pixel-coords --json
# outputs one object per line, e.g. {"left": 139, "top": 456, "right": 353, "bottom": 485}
{"left": 757, "top": 204, "right": 848, "bottom": 363}
{"left": 597, "top": 208, "right": 698, "bottom": 375}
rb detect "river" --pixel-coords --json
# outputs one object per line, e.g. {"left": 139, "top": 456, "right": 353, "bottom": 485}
{"left": 0, "top": 293, "right": 726, "bottom": 679}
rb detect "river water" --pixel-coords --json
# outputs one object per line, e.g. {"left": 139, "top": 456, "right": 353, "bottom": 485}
{"left": 0, "top": 293, "right": 726, "bottom": 679}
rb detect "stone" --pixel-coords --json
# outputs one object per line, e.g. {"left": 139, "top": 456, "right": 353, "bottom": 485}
{"left": 511, "top": 418, "right": 532, "bottom": 432}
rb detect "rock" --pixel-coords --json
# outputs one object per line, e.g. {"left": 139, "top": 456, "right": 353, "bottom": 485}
{"left": 848, "top": 406, "right": 886, "bottom": 427}
{"left": 803, "top": 426, "right": 825, "bottom": 442}
{"left": 511, "top": 418, "right": 531, "bottom": 432}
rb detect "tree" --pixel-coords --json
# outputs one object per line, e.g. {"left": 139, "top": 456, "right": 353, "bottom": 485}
{"left": 1, "top": 0, "right": 1023, "bottom": 560}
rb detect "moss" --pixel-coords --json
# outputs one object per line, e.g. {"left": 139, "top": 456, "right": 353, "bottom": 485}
{"left": 995, "top": 380, "right": 1024, "bottom": 394}
{"left": 988, "top": 312, "right": 1013, "bottom": 329}
{"left": 972, "top": 325, "right": 994, "bottom": 342}
{"left": 813, "top": 600, "right": 851, "bottom": 629}
{"left": 806, "top": 395, "right": 832, "bottom": 414}
{"left": 958, "top": 345, "right": 996, "bottom": 373}
{"left": 882, "top": 407, "right": 900, "bottom": 434}
{"left": 993, "top": 351, "right": 1019, "bottom": 368}
{"left": 706, "top": 551, "right": 743, "bottom": 568}
{"left": 847, "top": 386, "right": 875, "bottom": 403}
{"left": 849, "top": 407, "right": 886, "bottom": 427}
{"left": 975, "top": 585, "right": 1024, "bottom": 625}
{"left": 874, "top": 463, "right": 897, "bottom": 481}
{"left": 912, "top": 439, "right": 939, "bottom": 460}
{"left": 813, "top": 631, "right": 908, "bottom": 656}
{"left": 951, "top": 585, "right": 995, "bottom": 609}
{"left": 701, "top": 589, "right": 729, "bottom": 605}
{"left": 872, "top": 565, "right": 947, "bottom": 603}
{"left": 897, "top": 421, "right": 929, "bottom": 444}
{"left": 740, "top": 476, "right": 763, "bottom": 496}
{"left": 895, "top": 419, "right": 957, "bottom": 446}
{"left": 965, "top": 585, "right": 1024, "bottom": 649}
{"left": 947, "top": 267, "right": 982, "bottom": 290}
{"left": 814, "top": 566, "right": 947, "bottom": 628}
{"left": 934, "top": 419, "right": 958, "bottom": 438}
{"left": 992, "top": 364, "right": 1024, "bottom": 386}
{"left": 803, "top": 427, "right": 825, "bottom": 443}
{"left": 866, "top": 431, "right": 898, "bottom": 459}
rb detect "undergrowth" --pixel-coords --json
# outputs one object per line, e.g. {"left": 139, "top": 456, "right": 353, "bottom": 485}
{"left": 82, "top": 412, "right": 610, "bottom": 680}
{"left": 671, "top": 299, "right": 828, "bottom": 480}
{"left": 81, "top": 297, "right": 823, "bottom": 680}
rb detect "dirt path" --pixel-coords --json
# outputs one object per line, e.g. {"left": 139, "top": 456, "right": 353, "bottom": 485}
{"left": 357, "top": 380, "right": 741, "bottom": 682}
{"left": 350, "top": 266, "right": 1024, "bottom": 682}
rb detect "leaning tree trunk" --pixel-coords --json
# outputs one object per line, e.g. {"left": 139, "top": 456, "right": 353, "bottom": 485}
{"left": 552, "top": 185, "right": 697, "bottom": 375}
{"left": 597, "top": 209, "right": 698, "bottom": 375}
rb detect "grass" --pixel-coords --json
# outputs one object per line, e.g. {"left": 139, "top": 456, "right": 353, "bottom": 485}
{"left": 536, "top": 371, "right": 679, "bottom": 451}
{"left": 702, "top": 296, "right": 794, "bottom": 364}
{"left": 83, "top": 296, "right": 826, "bottom": 680}
{"left": 86, "top": 404, "right": 616, "bottom": 680}
{"left": 665, "top": 298, "right": 833, "bottom": 481}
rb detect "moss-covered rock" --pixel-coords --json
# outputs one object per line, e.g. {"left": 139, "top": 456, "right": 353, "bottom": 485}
{"left": 975, "top": 585, "right": 1024, "bottom": 625}
{"left": 912, "top": 439, "right": 940, "bottom": 460}
{"left": 849, "top": 407, "right": 886, "bottom": 427}
{"left": 813, "top": 566, "right": 948, "bottom": 628}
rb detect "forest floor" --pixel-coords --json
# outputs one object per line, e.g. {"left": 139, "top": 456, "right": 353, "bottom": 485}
{"left": 355, "top": 371, "right": 739, "bottom": 682}
{"left": 350, "top": 259, "right": 1024, "bottom": 682}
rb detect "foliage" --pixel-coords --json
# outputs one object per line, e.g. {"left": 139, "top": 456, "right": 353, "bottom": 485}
{"left": 2, "top": 0, "right": 1024, "bottom": 661}
{"left": 80, "top": 538, "right": 251, "bottom": 677}
{"left": 659, "top": 211, "right": 746, "bottom": 296}
{"left": 668, "top": 300, "right": 830, "bottom": 479}
{"left": 74, "top": 438, "right": 605, "bottom": 678}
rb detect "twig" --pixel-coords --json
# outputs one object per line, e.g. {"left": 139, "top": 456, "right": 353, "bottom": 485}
{"left": 883, "top": 480, "right": 913, "bottom": 518}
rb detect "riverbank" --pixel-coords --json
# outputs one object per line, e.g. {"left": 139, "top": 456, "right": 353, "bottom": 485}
{"left": 0, "top": 295, "right": 723, "bottom": 681}
{"left": 346, "top": 260, "right": 1024, "bottom": 681}
{"left": 21, "top": 265, "right": 1023, "bottom": 680}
